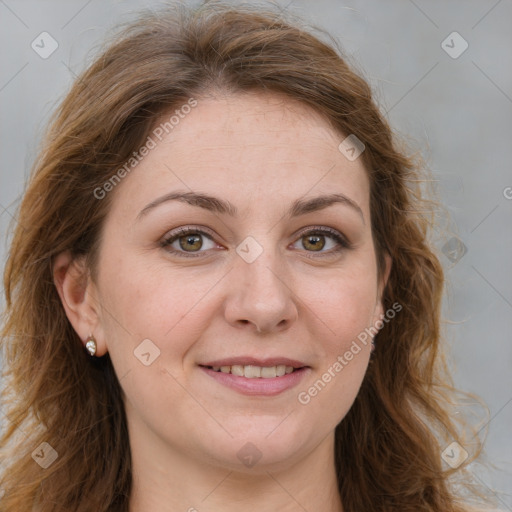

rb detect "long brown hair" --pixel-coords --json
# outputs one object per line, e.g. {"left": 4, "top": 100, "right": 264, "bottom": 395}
{"left": 0, "top": 2, "right": 494, "bottom": 511}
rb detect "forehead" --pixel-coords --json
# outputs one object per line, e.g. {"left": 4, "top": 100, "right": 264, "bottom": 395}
{"left": 109, "top": 92, "right": 370, "bottom": 220}
{"left": 162, "top": 92, "right": 349, "bottom": 161}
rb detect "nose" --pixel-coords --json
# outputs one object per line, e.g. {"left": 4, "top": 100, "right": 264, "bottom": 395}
{"left": 223, "top": 249, "right": 299, "bottom": 334}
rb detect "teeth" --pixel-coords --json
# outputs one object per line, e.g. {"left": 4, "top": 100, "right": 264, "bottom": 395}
{"left": 231, "top": 364, "right": 244, "bottom": 376}
{"left": 261, "top": 366, "right": 276, "bottom": 378}
{"left": 210, "top": 364, "right": 298, "bottom": 378}
{"left": 276, "top": 365, "right": 286, "bottom": 377}
{"left": 244, "top": 365, "right": 261, "bottom": 378}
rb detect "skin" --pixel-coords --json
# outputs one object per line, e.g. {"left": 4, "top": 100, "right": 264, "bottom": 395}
{"left": 54, "top": 91, "right": 391, "bottom": 512}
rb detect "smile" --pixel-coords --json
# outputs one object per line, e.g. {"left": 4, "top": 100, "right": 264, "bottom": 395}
{"left": 199, "top": 364, "right": 309, "bottom": 396}
{"left": 207, "top": 364, "right": 298, "bottom": 378}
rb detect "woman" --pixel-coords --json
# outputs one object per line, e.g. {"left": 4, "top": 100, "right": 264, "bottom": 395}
{"left": 0, "top": 2, "right": 497, "bottom": 511}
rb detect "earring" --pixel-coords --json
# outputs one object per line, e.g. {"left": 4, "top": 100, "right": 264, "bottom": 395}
{"left": 85, "top": 334, "right": 97, "bottom": 356}
{"left": 370, "top": 338, "right": 376, "bottom": 354}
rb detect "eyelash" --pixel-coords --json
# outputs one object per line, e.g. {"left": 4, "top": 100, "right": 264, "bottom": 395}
{"left": 160, "top": 225, "right": 352, "bottom": 259}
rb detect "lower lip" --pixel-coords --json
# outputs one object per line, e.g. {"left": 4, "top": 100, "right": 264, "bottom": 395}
{"left": 200, "top": 366, "right": 309, "bottom": 396}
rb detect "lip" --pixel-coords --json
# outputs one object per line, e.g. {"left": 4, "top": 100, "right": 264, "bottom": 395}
{"left": 201, "top": 357, "right": 307, "bottom": 368}
{"left": 199, "top": 360, "right": 310, "bottom": 396}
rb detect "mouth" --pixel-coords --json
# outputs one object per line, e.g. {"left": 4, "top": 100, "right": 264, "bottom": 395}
{"left": 201, "top": 364, "right": 301, "bottom": 378}
{"left": 198, "top": 358, "right": 309, "bottom": 395}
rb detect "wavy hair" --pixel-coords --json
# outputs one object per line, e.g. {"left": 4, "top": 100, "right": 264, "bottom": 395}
{"left": 0, "top": 2, "right": 494, "bottom": 511}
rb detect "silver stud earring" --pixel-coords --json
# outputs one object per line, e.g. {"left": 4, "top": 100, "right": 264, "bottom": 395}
{"left": 85, "top": 334, "right": 97, "bottom": 356}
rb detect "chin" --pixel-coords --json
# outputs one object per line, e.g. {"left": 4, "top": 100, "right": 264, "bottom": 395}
{"left": 199, "top": 423, "right": 318, "bottom": 473}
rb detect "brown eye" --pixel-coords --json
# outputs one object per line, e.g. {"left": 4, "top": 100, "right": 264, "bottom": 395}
{"left": 161, "top": 228, "right": 218, "bottom": 257}
{"left": 301, "top": 234, "right": 325, "bottom": 251}
{"left": 291, "top": 227, "right": 351, "bottom": 257}
{"left": 179, "top": 233, "right": 203, "bottom": 252}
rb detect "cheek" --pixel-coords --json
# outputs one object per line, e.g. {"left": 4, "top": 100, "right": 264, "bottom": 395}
{"left": 294, "top": 270, "right": 376, "bottom": 426}
{"left": 298, "top": 262, "right": 379, "bottom": 353}
{"left": 97, "top": 252, "right": 223, "bottom": 357}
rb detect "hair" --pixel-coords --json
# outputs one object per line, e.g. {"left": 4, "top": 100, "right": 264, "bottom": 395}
{"left": 0, "top": 1, "right": 496, "bottom": 511}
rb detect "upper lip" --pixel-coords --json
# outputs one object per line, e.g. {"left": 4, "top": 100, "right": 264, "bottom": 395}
{"left": 200, "top": 357, "right": 308, "bottom": 368}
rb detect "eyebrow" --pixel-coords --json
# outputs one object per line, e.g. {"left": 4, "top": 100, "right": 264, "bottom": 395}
{"left": 137, "top": 191, "right": 364, "bottom": 223}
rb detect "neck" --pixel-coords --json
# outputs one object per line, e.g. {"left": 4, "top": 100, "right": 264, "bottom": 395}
{"left": 128, "top": 427, "right": 343, "bottom": 512}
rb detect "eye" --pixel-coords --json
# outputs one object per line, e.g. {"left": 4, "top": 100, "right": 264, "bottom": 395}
{"left": 160, "top": 227, "right": 220, "bottom": 257}
{"left": 291, "top": 226, "right": 351, "bottom": 256}
{"left": 160, "top": 225, "right": 351, "bottom": 259}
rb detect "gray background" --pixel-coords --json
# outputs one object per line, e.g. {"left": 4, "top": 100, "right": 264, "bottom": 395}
{"left": 1, "top": 0, "right": 511, "bottom": 508}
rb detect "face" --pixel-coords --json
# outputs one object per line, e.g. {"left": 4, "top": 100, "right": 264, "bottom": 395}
{"left": 85, "top": 92, "right": 389, "bottom": 472}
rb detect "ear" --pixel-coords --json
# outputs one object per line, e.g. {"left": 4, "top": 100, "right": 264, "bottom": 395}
{"left": 372, "top": 252, "right": 393, "bottom": 324}
{"left": 52, "top": 251, "right": 107, "bottom": 356}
